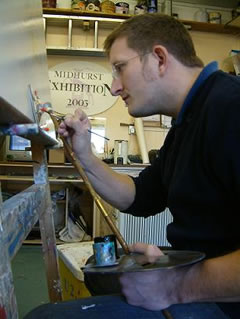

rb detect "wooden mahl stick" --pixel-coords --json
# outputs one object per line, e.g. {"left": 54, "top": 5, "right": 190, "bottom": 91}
{"left": 49, "top": 112, "right": 130, "bottom": 255}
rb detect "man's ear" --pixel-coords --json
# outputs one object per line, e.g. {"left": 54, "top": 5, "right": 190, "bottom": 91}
{"left": 152, "top": 45, "right": 168, "bottom": 75}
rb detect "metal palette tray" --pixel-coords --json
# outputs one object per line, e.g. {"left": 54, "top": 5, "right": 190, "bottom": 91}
{"left": 82, "top": 250, "right": 205, "bottom": 274}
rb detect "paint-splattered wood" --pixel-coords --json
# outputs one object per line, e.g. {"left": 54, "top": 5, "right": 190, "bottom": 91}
{"left": 32, "top": 143, "right": 62, "bottom": 302}
{"left": 2, "top": 184, "right": 47, "bottom": 259}
{"left": 0, "top": 184, "right": 18, "bottom": 319}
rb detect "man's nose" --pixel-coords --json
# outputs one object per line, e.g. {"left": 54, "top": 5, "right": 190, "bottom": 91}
{"left": 110, "top": 77, "right": 123, "bottom": 96}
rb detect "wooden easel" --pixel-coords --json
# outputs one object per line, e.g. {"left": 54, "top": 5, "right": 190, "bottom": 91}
{"left": 0, "top": 97, "right": 62, "bottom": 318}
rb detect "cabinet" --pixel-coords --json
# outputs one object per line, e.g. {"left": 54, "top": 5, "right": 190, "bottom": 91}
{"left": 0, "top": 162, "right": 149, "bottom": 242}
{"left": 43, "top": 9, "right": 126, "bottom": 57}
{"left": 0, "top": 162, "right": 94, "bottom": 242}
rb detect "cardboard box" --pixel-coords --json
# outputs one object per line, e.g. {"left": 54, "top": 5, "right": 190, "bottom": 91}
{"left": 48, "top": 148, "right": 65, "bottom": 164}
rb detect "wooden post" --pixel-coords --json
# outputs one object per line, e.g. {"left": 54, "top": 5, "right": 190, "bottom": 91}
{"left": 0, "top": 183, "right": 18, "bottom": 319}
{"left": 31, "top": 143, "right": 62, "bottom": 302}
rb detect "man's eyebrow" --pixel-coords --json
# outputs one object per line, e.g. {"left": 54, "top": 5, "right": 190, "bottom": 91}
{"left": 112, "top": 60, "right": 124, "bottom": 65}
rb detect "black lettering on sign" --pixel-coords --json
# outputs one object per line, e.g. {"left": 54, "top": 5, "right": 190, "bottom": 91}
{"left": 67, "top": 99, "right": 89, "bottom": 107}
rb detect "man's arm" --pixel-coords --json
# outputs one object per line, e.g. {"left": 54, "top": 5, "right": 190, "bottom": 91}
{"left": 58, "top": 108, "right": 135, "bottom": 211}
{"left": 180, "top": 249, "right": 240, "bottom": 303}
{"left": 120, "top": 243, "right": 240, "bottom": 310}
{"left": 79, "top": 153, "right": 135, "bottom": 210}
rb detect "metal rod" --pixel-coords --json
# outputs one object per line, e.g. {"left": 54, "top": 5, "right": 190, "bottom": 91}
{"left": 94, "top": 20, "right": 99, "bottom": 49}
{"left": 68, "top": 19, "right": 72, "bottom": 49}
{"left": 49, "top": 112, "right": 130, "bottom": 255}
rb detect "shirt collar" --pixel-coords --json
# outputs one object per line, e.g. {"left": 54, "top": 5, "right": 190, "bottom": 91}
{"left": 175, "top": 61, "right": 218, "bottom": 125}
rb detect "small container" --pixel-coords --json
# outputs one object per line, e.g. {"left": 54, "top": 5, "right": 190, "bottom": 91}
{"left": 115, "top": 2, "right": 129, "bottom": 14}
{"left": 134, "top": 4, "right": 147, "bottom": 15}
{"left": 194, "top": 8, "right": 208, "bottom": 22}
{"left": 147, "top": 0, "right": 157, "bottom": 13}
{"left": 114, "top": 140, "right": 128, "bottom": 165}
{"left": 104, "top": 234, "right": 119, "bottom": 259}
{"left": 100, "top": 0, "right": 116, "bottom": 13}
{"left": 86, "top": 0, "right": 100, "bottom": 11}
{"left": 72, "top": 0, "right": 86, "bottom": 10}
{"left": 208, "top": 12, "right": 221, "bottom": 24}
{"left": 93, "top": 235, "right": 117, "bottom": 266}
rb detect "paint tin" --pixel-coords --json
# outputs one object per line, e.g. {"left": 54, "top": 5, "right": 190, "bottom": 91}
{"left": 104, "top": 234, "right": 119, "bottom": 258}
{"left": 208, "top": 12, "right": 221, "bottom": 24}
{"left": 115, "top": 2, "right": 129, "bottom": 14}
{"left": 93, "top": 236, "right": 117, "bottom": 266}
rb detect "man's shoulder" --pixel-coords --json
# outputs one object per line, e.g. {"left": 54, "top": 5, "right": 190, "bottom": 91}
{"left": 209, "top": 70, "right": 240, "bottom": 90}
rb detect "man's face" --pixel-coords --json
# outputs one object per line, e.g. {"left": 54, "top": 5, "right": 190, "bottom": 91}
{"left": 109, "top": 37, "right": 161, "bottom": 117}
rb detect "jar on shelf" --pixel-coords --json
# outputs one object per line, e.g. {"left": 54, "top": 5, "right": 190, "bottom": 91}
{"left": 134, "top": 0, "right": 147, "bottom": 15}
{"left": 193, "top": 8, "right": 208, "bottom": 22}
{"left": 86, "top": 0, "right": 101, "bottom": 11}
{"left": 115, "top": 2, "right": 129, "bottom": 14}
{"left": 208, "top": 11, "right": 221, "bottom": 24}
{"left": 72, "top": 0, "right": 87, "bottom": 10}
{"left": 100, "top": 0, "right": 116, "bottom": 14}
{"left": 134, "top": 4, "right": 147, "bottom": 15}
{"left": 147, "top": 0, "right": 157, "bottom": 13}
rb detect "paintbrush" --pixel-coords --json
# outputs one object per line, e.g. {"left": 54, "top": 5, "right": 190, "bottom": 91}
{"left": 87, "top": 129, "right": 109, "bottom": 141}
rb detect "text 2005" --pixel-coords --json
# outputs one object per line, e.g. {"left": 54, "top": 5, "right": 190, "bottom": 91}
{"left": 67, "top": 99, "right": 88, "bottom": 107}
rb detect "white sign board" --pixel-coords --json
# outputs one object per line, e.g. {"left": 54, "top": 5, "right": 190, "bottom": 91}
{"left": 49, "top": 61, "right": 118, "bottom": 116}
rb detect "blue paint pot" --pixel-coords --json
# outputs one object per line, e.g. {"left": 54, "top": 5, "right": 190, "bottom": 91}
{"left": 93, "top": 235, "right": 117, "bottom": 266}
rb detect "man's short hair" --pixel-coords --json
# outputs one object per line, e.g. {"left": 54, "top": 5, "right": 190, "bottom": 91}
{"left": 104, "top": 13, "right": 204, "bottom": 68}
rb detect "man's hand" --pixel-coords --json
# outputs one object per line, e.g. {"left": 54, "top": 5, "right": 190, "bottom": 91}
{"left": 119, "top": 243, "right": 183, "bottom": 311}
{"left": 58, "top": 108, "right": 93, "bottom": 164}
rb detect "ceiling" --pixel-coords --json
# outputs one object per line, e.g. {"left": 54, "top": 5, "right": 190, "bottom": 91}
{"left": 174, "top": 0, "right": 239, "bottom": 8}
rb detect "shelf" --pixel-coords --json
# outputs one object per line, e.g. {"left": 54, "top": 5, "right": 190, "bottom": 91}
{"left": 43, "top": 8, "right": 240, "bottom": 35}
{"left": 0, "top": 175, "right": 83, "bottom": 183}
{"left": 0, "top": 162, "right": 147, "bottom": 182}
{"left": 43, "top": 8, "right": 130, "bottom": 20}
{"left": 182, "top": 19, "right": 240, "bottom": 34}
{"left": 47, "top": 47, "right": 105, "bottom": 57}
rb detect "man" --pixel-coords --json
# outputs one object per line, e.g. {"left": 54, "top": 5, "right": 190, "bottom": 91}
{"left": 25, "top": 13, "right": 240, "bottom": 319}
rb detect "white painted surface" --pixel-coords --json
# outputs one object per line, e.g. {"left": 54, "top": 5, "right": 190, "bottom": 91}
{"left": 0, "top": 0, "right": 51, "bottom": 122}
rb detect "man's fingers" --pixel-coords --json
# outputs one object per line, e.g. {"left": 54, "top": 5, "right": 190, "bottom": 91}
{"left": 129, "top": 242, "right": 164, "bottom": 257}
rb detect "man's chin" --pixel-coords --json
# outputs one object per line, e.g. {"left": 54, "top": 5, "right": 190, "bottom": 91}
{"left": 128, "top": 109, "right": 142, "bottom": 118}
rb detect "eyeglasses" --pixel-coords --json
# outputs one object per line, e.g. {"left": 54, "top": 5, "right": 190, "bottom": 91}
{"left": 112, "top": 52, "right": 151, "bottom": 79}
